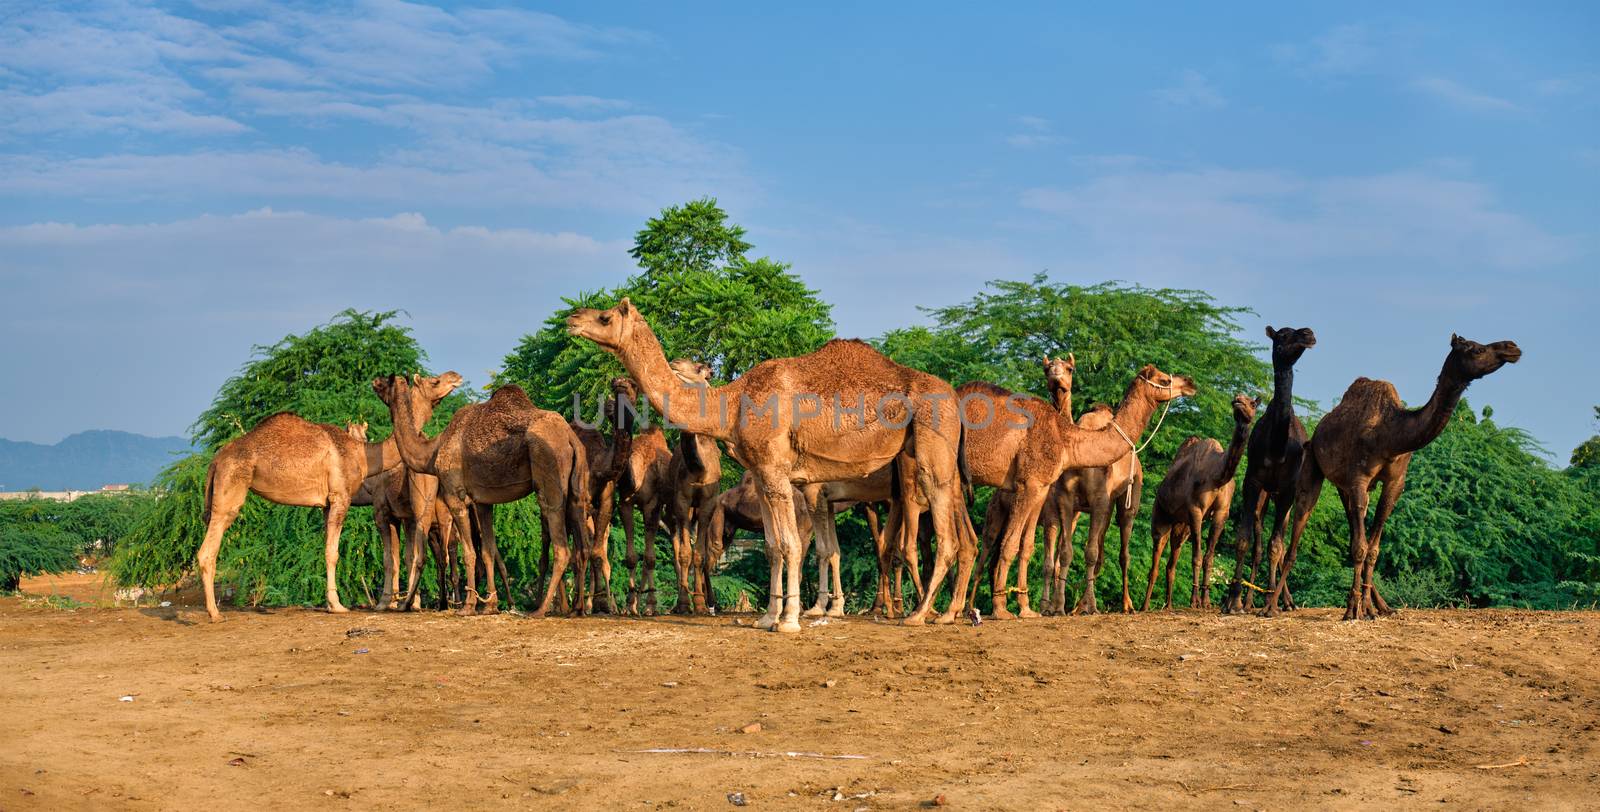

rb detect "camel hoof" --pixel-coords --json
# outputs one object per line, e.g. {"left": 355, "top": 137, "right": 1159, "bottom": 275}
{"left": 1017, "top": 608, "right": 1041, "bottom": 619}
{"left": 826, "top": 607, "right": 846, "bottom": 619}
{"left": 802, "top": 605, "right": 825, "bottom": 618}
{"left": 327, "top": 604, "right": 350, "bottom": 615}
{"left": 900, "top": 614, "right": 926, "bottom": 627}
{"left": 934, "top": 611, "right": 957, "bottom": 625}
{"left": 775, "top": 619, "right": 802, "bottom": 634}
{"left": 207, "top": 614, "right": 224, "bottom": 624}
{"left": 990, "top": 607, "right": 1016, "bottom": 621}
{"left": 755, "top": 614, "right": 778, "bottom": 631}
{"left": 456, "top": 607, "right": 476, "bottom": 617}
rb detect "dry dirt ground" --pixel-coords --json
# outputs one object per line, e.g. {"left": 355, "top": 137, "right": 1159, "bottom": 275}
{"left": 2, "top": 581, "right": 1597, "bottom": 810}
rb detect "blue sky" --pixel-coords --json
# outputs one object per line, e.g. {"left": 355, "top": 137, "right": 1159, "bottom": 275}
{"left": 2, "top": 1, "right": 1596, "bottom": 457}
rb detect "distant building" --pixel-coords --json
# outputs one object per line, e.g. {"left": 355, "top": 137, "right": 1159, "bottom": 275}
{"left": 0, "top": 484, "right": 138, "bottom": 502}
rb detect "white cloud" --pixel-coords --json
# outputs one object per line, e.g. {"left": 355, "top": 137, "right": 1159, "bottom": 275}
{"left": 1410, "top": 77, "right": 1518, "bottom": 112}
{"left": 1152, "top": 69, "right": 1224, "bottom": 108}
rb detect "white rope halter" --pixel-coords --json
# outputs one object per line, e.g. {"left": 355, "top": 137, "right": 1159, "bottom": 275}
{"left": 1105, "top": 374, "right": 1175, "bottom": 509}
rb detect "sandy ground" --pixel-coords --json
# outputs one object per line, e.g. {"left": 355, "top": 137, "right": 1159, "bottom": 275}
{"left": 1, "top": 587, "right": 1597, "bottom": 811}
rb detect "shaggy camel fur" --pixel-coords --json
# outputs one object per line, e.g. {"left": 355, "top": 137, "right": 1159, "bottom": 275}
{"left": 195, "top": 373, "right": 459, "bottom": 623}
{"left": 661, "top": 359, "right": 724, "bottom": 614}
{"left": 377, "top": 376, "right": 592, "bottom": 617}
{"left": 1144, "top": 395, "right": 1258, "bottom": 610}
{"left": 1224, "top": 326, "right": 1317, "bottom": 614}
{"left": 569, "top": 298, "right": 970, "bottom": 631}
{"left": 569, "top": 376, "right": 636, "bottom": 613}
{"left": 1268, "top": 334, "right": 1521, "bottom": 620}
{"left": 961, "top": 364, "right": 1196, "bottom": 619}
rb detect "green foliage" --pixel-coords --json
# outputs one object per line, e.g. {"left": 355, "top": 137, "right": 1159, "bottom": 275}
{"left": 878, "top": 273, "right": 1272, "bottom": 472}
{"left": 0, "top": 502, "right": 81, "bottom": 591}
{"left": 1570, "top": 406, "right": 1600, "bottom": 468}
{"left": 498, "top": 205, "right": 834, "bottom": 418}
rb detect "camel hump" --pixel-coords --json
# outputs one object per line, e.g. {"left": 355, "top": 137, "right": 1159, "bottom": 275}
{"left": 957, "top": 380, "right": 1014, "bottom": 399}
{"left": 1339, "top": 377, "right": 1400, "bottom": 409}
{"left": 1076, "top": 404, "right": 1114, "bottom": 429}
{"left": 487, "top": 384, "right": 533, "bottom": 406}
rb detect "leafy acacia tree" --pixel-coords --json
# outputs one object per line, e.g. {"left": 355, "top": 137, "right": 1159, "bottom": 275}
{"left": 112, "top": 310, "right": 475, "bottom": 608}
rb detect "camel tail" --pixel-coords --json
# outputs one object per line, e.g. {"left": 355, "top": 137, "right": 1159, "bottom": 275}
{"left": 568, "top": 434, "right": 593, "bottom": 551}
{"left": 957, "top": 424, "right": 974, "bottom": 506}
{"left": 201, "top": 456, "right": 219, "bottom": 525}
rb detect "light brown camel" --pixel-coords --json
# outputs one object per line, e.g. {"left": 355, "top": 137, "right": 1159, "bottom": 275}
{"left": 1143, "top": 394, "right": 1258, "bottom": 611}
{"left": 661, "top": 359, "right": 724, "bottom": 614}
{"left": 195, "top": 373, "right": 460, "bottom": 623}
{"left": 569, "top": 376, "right": 637, "bottom": 613}
{"left": 1223, "top": 326, "right": 1317, "bottom": 614}
{"left": 376, "top": 375, "right": 592, "bottom": 617}
{"left": 960, "top": 364, "right": 1196, "bottom": 619}
{"left": 617, "top": 422, "right": 672, "bottom": 615}
{"left": 569, "top": 298, "right": 971, "bottom": 631}
{"left": 369, "top": 464, "right": 461, "bottom": 610}
{"left": 1268, "top": 334, "right": 1521, "bottom": 620}
{"left": 1039, "top": 405, "right": 1147, "bottom": 615}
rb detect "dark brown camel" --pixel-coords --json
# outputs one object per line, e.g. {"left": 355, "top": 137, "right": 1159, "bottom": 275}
{"left": 1268, "top": 334, "right": 1521, "bottom": 620}
{"left": 376, "top": 376, "right": 592, "bottom": 617}
{"left": 195, "top": 374, "right": 459, "bottom": 622}
{"left": 617, "top": 423, "right": 673, "bottom": 615}
{"left": 660, "top": 360, "right": 723, "bottom": 614}
{"left": 697, "top": 470, "right": 817, "bottom": 612}
{"left": 569, "top": 376, "right": 636, "bottom": 613}
{"left": 1144, "top": 394, "right": 1258, "bottom": 610}
{"left": 1223, "top": 326, "right": 1316, "bottom": 614}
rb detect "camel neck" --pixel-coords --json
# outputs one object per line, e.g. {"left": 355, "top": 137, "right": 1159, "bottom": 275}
{"left": 1270, "top": 361, "right": 1295, "bottom": 416}
{"left": 1394, "top": 364, "right": 1471, "bottom": 454}
{"left": 388, "top": 382, "right": 444, "bottom": 474}
{"left": 1059, "top": 375, "right": 1160, "bottom": 470}
{"left": 1218, "top": 414, "right": 1251, "bottom": 485}
{"left": 362, "top": 437, "right": 406, "bottom": 479}
{"left": 618, "top": 320, "right": 738, "bottom": 440}
{"left": 1049, "top": 380, "right": 1072, "bottom": 418}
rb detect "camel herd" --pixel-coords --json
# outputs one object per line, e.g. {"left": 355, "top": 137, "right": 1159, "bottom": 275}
{"left": 196, "top": 297, "right": 1521, "bottom": 629}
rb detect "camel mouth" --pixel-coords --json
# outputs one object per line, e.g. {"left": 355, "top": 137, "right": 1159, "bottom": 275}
{"left": 1496, "top": 343, "right": 1523, "bottom": 364}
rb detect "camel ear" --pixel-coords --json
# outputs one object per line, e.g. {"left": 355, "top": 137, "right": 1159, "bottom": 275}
{"left": 1254, "top": 396, "right": 1264, "bottom": 409}
{"left": 617, "top": 297, "right": 632, "bottom": 316}
{"left": 1264, "top": 325, "right": 1275, "bottom": 339}
{"left": 1450, "top": 333, "right": 1465, "bottom": 349}
{"left": 1067, "top": 352, "right": 1075, "bottom": 367}
{"left": 410, "top": 373, "right": 420, "bottom": 386}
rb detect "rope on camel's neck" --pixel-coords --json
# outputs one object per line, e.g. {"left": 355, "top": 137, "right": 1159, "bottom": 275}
{"left": 1107, "top": 378, "right": 1174, "bottom": 509}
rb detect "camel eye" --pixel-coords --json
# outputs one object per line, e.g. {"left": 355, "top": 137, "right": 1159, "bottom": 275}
{"left": 599, "top": 314, "right": 612, "bottom": 325}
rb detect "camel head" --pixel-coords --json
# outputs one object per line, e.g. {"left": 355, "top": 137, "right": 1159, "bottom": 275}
{"left": 1042, "top": 353, "right": 1075, "bottom": 394}
{"left": 345, "top": 421, "right": 369, "bottom": 441}
{"left": 606, "top": 376, "right": 639, "bottom": 433}
{"left": 1135, "top": 364, "right": 1198, "bottom": 402}
{"left": 566, "top": 297, "right": 641, "bottom": 351}
{"left": 1445, "top": 334, "right": 1522, "bottom": 382}
{"left": 371, "top": 371, "right": 462, "bottom": 409}
{"left": 1231, "top": 394, "right": 1261, "bottom": 425}
{"left": 669, "top": 358, "right": 713, "bottom": 386}
{"left": 1265, "top": 325, "right": 1317, "bottom": 365}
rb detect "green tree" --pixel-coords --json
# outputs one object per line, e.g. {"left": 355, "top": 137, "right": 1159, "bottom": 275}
{"left": 1570, "top": 406, "right": 1600, "bottom": 468}
{"left": 0, "top": 500, "right": 81, "bottom": 591}
{"left": 629, "top": 197, "right": 753, "bottom": 285}
{"left": 111, "top": 310, "right": 474, "bottom": 607}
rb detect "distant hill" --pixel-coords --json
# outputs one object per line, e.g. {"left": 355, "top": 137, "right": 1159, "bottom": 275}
{"left": 0, "top": 430, "right": 194, "bottom": 491}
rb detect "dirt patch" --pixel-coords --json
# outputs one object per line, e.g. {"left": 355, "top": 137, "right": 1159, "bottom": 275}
{"left": 1, "top": 601, "right": 1595, "bottom": 809}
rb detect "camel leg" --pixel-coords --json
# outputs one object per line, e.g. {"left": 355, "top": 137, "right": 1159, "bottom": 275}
{"left": 989, "top": 481, "right": 1048, "bottom": 620}
{"left": 529, "top": 490, "right": 570, "bottom": 617}
{"left": 1054, "top": 510, "right": 1080, "bottom": 614}
{"left": 1188, "top": 509, "right": 1207, "bottom": 608}
{"left": 1225, "top": 483, "right": 1267, "bottom": 614}
{"left": 902, "top": 483, "right": 958, "bottom": 628}
{"left": 1262, "top": 456, "right": 1323, "bottom": 618}
{"left": 1013, "top": 497, "right": 1044, "bottom": 618}
{"left": 641, "top": 509, "right": 662, "bottom": 616}
{"left": 620, "top": 499, "right": 641, "bottom": 615}
{"left": 319, "top": 495, "right": 352, "bottom": 614}
{"left": 1364, "top": 475, "right": 1405, "bottom": 617}
{"left": 1200, "top": 504, "right": 1228, "bottom": 609}
{"left": 1142, "top": 519, "right": 1172, "bottom": 612}
{"left": 668, "top": 514, "right": 695, "bottom": 615}
{"left": 803, "top": 488, "right": 831, "bottom": 617}
{"left": 824, "top": 510, "right": 845, "bottom": 617}
{"left": 196, "top": 474, "right": 247, "bottom": 624}
{"left": 374, "top": 503, "right": 398, "bottom": 610}
{"left": 1073, "top": 502, "right": 1113, "bottom": 615}
{"left": 750, "top": 489, "right": 784, "bottom": 631}
{"left": 590, "top": 485, "right": 616, "bottom": 614}
{"left": 1338, "top": 485, "right": 1372, "bottom": 621}
{"left": 451, "top": 504, "right": 479, "bottom": 616}
{"left": 752, "top": 472, "right": 804, "bottom": 634}
{"left": 696, "top": 504, "right": 720, "bottom": 614}
{"left": 468, "top": 504, "right": 502, "bottom": 615}
{"left": 946, "top": 494, "right": 981, "bottom": 621}
{"left": 1115, "top": 492, "right": 1136, "bottom": 613}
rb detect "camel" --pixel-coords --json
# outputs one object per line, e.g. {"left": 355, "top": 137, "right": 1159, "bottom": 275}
{"left": 369, "top": 465, "right": 460, "bottom": 610}
{"left": 661, "top": 359, "right": 724, "bottom": 614}
{"left": 960, "top": 364, "right": 1196, "bottom": 619}
{"left": 1038, "top": 406, "right": 1146, "bottom": 615}
{"left": 195, "top": 373, "right": 461, "bottom": 623}
{"left": 1268, "top": 334, "right": 1521, "bottom": 620}
{"left": 569, "top": 297, "right": 972, "bottom": 631}
{"left": 616, "top": 422, "right": 673, "bottom": 615}
{"left": 1223, "top": 326, "right": 1317, "bottom": 614}
{"left": 376, "top": 375, "right": 592, "bottom": 617}
{"left": 569, "top": 376, "right": 637, "bottom": 613}
{"left": 1143, "top": 395, "right": 1258, "bottom": 611}
{"left": 697, "top": 470, "right": 818, "bottom": 612}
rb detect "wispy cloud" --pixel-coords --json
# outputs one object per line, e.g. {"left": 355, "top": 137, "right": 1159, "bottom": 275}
{"left": 1003, "top": 115, "right": 1066, "bottom": 148}
{"left": 1410, "top": 77, "right": 1518, "bottom": 112}
{"left": 1152, "top": 69, "right": 1224, "bottom": 108}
